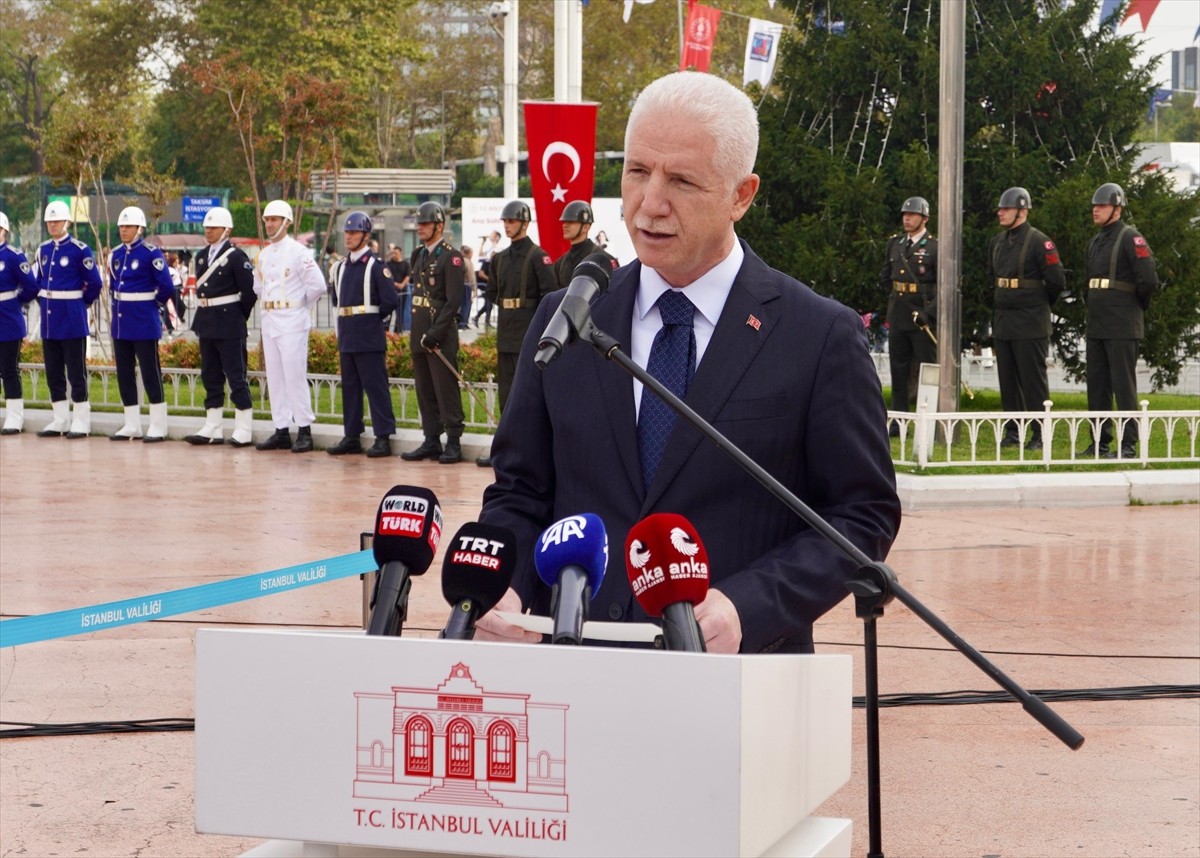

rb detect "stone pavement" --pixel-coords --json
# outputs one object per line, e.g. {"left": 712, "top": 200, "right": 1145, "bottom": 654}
{"left": 0, "top": 431, "right": 1196, "bottom": 858}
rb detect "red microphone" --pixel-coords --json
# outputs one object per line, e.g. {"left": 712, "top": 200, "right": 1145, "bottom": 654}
{"left": 625, "top": 513, "right": 709, "bottom": 652}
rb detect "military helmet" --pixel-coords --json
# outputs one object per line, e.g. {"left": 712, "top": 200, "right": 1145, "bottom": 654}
{"left": 263, "top": 199, "right": 294, "bottom": 221}
{"left": 900, "top": 196, "right": 930, "bottom": 217}
{"left": 0, "top": 212, "right": 9, "bottom": 233}
{"left": 501, "top": 200, "right": 531, "bottom": 222}
{"left": 44, "top": 200, "right": 72, "bottom": 223}
{"left": 343, "top": 210, "right": 373, "bottom": 233}
{"left": 1091, "top": 183, "right": 1126, "bottom": 207}
{"left": 560, "top": 200, "right": 594, "bottom": 224}
{"left": 998, "top": 187, "right": 1032, "bottom": 209}
{"left": 202, "top": 207, "right": 234, "bottom": 229}
{"left": 415, "top": 201, "right": 446, "bottom": 224}
{"left": 117, "top": 206, "right": 147, "bottom": 228}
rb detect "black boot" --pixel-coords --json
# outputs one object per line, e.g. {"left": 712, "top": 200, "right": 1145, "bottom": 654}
{"left": 291, "top": 425, "right": 313, "bottom": 453}
{"left": 365, "top": 437, "right": 392, "bottom": 459}
{"left": 255, "top": 428, "right": 292, "bottom": 451}
{"left": 326, "top": 435, "right": 362, "bottom": 456}
{"left": 400, "top": 437, "right": 443, "bottom": 461}
{"left": 438, "top": 438, "right": 463, "bottom": 464}
{"left": 475, "top": 455, "right": 492, "bottom": 468}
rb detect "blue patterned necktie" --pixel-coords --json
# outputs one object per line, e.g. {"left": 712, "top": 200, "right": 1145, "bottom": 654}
{"left": 638, "top": 290, "right": 697, "bottom": 486}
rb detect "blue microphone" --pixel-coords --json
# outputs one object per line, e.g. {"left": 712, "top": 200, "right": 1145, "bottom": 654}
{"left": 533, "top": 513, "right": 608, "bottom": 645}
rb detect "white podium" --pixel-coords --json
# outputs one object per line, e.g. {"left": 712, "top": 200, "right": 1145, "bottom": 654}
{"left": 195, "top": 630, "right": 852, "bottom": 857}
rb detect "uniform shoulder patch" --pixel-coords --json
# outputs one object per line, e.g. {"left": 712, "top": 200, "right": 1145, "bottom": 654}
{"left": 83, "top": 257, "right": 95, "bottom": 270}
{"left": 1132, "top": 236, "right": 1147, "bottom": 246}
{"left": 451, "top": 256, "right": 462, "bottom": 266}
{"left": 1044, "top": 240, "right": 1055, "bottom": 249}
{"left": 20, "top": 262, "right": 31, "bottom": 274}
{"left": 153, "top": 257, "right": 165, "bottom": 270}
{"left": 542, "top": 255, "right": 553, "bottom": 265}
{"left": 382, "top": 267, "right": 392, "bottom": 279}
{"left": 244, "top": 261, "right": 253, "bottom": 270}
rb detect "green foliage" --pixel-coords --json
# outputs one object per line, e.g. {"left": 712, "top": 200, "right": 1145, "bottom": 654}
{"left": 747, "top": 0, "right": 1200, "bottom": 389}
{"left": 159, "top": 338, "right": 202, "bottom": 369}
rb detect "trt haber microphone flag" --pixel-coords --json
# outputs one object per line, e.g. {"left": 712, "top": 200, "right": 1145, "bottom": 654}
{"left": 523, "top": 101, "right": 599, "bottom": 261}
{"left": 743, "top": 17, "right": 785, "bottom": 88}
{"left": 679, "top": 2, "right": 721, "bottom": 73}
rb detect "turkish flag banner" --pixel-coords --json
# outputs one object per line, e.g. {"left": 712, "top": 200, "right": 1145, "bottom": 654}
{"left": 523, "top": 101, "right": 599, "bottom": 261}
{"left": 679, "top": 3, "right": 721, "bottom": 72}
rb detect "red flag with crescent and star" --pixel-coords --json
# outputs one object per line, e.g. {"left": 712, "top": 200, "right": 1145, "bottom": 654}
{"left": 523, "top": 101, "right": 599, "bottom": 261}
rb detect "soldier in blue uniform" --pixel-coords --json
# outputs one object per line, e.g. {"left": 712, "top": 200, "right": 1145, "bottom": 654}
{"left": 326, "top": 211, "right": 399, "bottom": 458}
{"left": 184, "top": 206, "right": 257, "bottom": 447}
{"left": 0, "top": 211, "right": 39, "bottom": 435}
{"left": 33, "top": 200, "right": 103, "bottom": 438}
{"left": 877, "top": 195, "right": 938, "bottom": 433}
{"left": 107, "top": 206, "right": 177, "bottom": 442}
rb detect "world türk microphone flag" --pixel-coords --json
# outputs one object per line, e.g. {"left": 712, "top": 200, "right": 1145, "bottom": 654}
{"left": 679, "top": 2, "right": 721, "bottom": 72}
{"left": 522, "top": 101, "right": 599, "bottom": 262}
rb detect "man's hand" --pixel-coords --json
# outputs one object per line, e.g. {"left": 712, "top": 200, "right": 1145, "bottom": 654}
{"left": 420, "top": 333, "right": 439, "bottom": 351}
{"left": 912, "top": 311, "right": 931, "bottom": 328}
{"left": 473, "top": 588, "right": 542, "bottom": 644}
{"left": 693, "top": 589, "right": 742, "bottom": 654}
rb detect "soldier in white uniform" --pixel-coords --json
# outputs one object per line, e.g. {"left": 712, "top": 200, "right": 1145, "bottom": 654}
{"left": 252, "top": 200, "right": 326, "bottom": 453}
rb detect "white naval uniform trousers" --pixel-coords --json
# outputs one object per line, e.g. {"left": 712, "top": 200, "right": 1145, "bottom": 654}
{"left": 253, "top": 236, "right": 327, "bottom": 429}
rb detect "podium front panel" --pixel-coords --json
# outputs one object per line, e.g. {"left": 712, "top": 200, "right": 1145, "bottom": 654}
{"left": 196, "top": 630, "right": 850, "bottom": 857}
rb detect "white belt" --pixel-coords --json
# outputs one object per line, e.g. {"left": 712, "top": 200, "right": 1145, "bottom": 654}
{"left": 197, "top": 294, "right": 241, "bottom": 308}
{"left": 337, "top": 305, "right": 379, "bottom": 317}
{"left": 39, "top": 289, "right": 84, "bottom": 299}
{"left": 113, "top": 291, "right": 157, "bottom": 302}
{"left": 0, "top": 290, "right": 18, "bottom": 301}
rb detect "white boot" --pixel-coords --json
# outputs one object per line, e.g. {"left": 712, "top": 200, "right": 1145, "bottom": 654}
{"left": 65, "top": 401, "right": 91, "bottom": 439}
{"left": 110, "top": 405, "right": 143, "bottom": 440}
{"left": 1, "top": 399, "right": 24, "bottom": 435}
{"left": 185, "top": 408, "right": 225, "bottom": 445}
{"left": 143, "top": 401, "right": 169, "bottom": 443}
{"left": 37, "top": 400, "right": 70, "bottom": 437}
{"left": 229, "top": 408, "right": 254, "bottom": 448}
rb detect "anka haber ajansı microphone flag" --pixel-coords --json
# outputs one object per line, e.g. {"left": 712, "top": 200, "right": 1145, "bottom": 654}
{"left": 523, "top": 101, "right": 599, "bottom": 262}
{"left": 679, "top": 2, "right": 721, "bottom": 72}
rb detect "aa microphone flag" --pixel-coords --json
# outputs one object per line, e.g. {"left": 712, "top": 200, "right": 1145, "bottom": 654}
{"left": 743, "top": 17, "right": 785, "bottom": 88}
{"left": 679, "top": 2, "right": 721, "bottom": 72}
{"left": 522, "top": 101, "right": 598, "bottom": 261}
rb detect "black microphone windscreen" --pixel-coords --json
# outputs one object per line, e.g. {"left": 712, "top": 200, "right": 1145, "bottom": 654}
{"left": 573, "top": 252, "right": 618, "bottom": 292}
{"left": 441, "top": 522, "right": 517, "bottom": 613}
{"left": 373, "top": 485, "right": 442, "bottom": 575}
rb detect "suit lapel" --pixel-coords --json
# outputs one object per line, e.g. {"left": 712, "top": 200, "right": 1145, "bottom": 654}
{"left": 587, "top": 264, "right": 644, "bottom": 496}
{"left": 641, "top": 244, "right": 782, "bottom": 513}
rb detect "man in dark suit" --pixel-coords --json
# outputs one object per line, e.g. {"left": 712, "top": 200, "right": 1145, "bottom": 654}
{"left": 474, "top": 71, "right": 900, "bottom": 654}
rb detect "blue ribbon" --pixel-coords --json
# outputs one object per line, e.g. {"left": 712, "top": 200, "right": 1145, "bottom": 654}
{"left": 0, "top": 550, "right": 376, "bottom": 649}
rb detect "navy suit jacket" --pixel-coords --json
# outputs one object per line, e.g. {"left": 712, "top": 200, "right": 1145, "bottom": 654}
{"left": 480, "top": 240, "right": 901, "bottom": 653}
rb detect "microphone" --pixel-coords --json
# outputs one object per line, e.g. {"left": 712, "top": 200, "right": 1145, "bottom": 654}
{"left": 534, "top": 253, "right": 618, "bottom": 369}
{"left": 625, "top": 513, "right": 709, "bottom": 652}
{"left": 366, "top": 485, "right": 442, "bottom": 637}
{"left": 533, "top": 513, "right": 608, "bottom": 645}
{"left": 439, "top": 522, "right": 517, "bottom": 640}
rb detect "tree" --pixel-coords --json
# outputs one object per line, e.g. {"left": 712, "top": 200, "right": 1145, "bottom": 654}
{"left": 0, "top": 0, "right": 72, "bottom": 176}
{"left": 743, "top": 0, "right": 1200, "bottom": 389}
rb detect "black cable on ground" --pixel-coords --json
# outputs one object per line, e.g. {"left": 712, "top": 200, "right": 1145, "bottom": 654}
{"left": 0, "top": 718, "right": 194, "bottom": 738}
{"left": 854, "top": 684, "right": 1200, "bottom": 709}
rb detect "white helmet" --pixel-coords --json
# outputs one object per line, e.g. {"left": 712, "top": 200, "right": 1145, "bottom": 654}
{"left": 0, "top": 212, "right": 9, "bottom": 233}
{"left": 262, "top": 200, "right": 293, "bottom": 221}
{"left": 203, "top": 206, "right": 234, "bottom": 229}
{"left": 118, "top": 206, "right": 147, "bottom": 228}
{"left": 44, "top": 200, "right": 72, "bottom": 223}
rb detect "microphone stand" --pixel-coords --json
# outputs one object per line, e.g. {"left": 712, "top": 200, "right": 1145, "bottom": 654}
{"left": 575, "top": 321, "right": 1084, "bottom": 858}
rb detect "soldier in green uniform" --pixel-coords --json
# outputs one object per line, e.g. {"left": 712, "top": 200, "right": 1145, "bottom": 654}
{"left": 475, "top": 200, "right": 557, "bottom": 468}
{"left": 400, "top": 201, "right": 467, "bottom": 465}
{"left": 877, "top": 196, "right": 938, "bottom": 432}
{"left": 1083, "top": 183, "right": 1159, "bottom": 459}
{"left": 986, "top": 187, "right": 1065, "bottom": 451}
{"left": 553, "top": 201, "right": 614, "bottom": 288}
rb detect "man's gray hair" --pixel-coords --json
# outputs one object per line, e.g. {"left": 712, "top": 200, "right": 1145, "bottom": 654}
{"left": 625, "top": 71, "right": 759, "bottom": 185}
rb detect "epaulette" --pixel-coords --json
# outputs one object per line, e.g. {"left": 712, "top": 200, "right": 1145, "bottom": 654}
{"left": 70, "top": 237, "right": 90, "bottom": 250}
